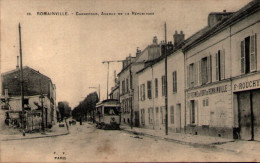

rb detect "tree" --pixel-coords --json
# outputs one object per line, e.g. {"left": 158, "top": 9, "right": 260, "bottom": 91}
{"left": 58, "top": 101, "right": 71, "bottom": 121}
{"left": 72, "top": 92, "right": 99, "bottom": 121}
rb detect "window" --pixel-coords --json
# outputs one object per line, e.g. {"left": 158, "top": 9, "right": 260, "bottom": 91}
{"left": 126, "top": 78, "right": 129, "bottom": 93}
{"left": 161, "top": 75, "right": 166, "bottom": 96}
{"left": 122, "top": 80, "right": 125, "bottom": 94}
{"left": 203, "top": 98, "right": 209, "bottom": 107}
{"left": 140, "top": 84, "right": 146, "bottom": 101}
{"left": 147, "top": 81, "right": 152, "bottom": 99}
{"left": 201, "top": 57, "right": 208, "bottom": 84}
{"left": 241, "top": 34, "right": 257, "bottom": 74}
{"left": 200, "top": 55, "right": 212, "bottom": 85}
{"left": 188, "top": 63, "right": 195, "bottom": 88}
{"left": 160, "top": 107, "right": 165, "bottom": 124}
{"left": 170, "top": 106, "right": 174, "bottom": 124}
{"left": 156, "top": 107, "right": 159, "bottom": 124}
{"left": 216, "top": 50, "right": 225, "bottom": 81}
{"left": 190, "top": 100, "right": 195, "bottom": 124}
{"left": 155, "top": 78, "right": 158, "bottom": 98}
{"left": 141, "top": 109, "right": 145, "bottom": 125}
{"left": 172, "top": 71, "right": 177, "bottom": 93}
{"left": 148, "top": 107, "right": 154, "bottom": 124}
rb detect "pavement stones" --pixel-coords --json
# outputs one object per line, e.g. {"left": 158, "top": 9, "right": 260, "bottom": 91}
{"left": 0, "top": 122, "right": 69, "bottom": 141}
{"left": 120, "top": 124, "right": 260, "bottom": 155}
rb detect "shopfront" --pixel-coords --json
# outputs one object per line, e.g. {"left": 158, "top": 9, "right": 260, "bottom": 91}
{"left": 233, "top": 74, "right": 260, "bottom": 141}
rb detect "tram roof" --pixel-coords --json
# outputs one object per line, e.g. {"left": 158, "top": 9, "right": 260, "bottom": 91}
{"left": 96, "top": 99, "right": 120, "bottom": 107}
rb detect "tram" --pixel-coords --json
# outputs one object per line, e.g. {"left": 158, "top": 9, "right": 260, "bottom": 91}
{"left": 95, "top": 99, "right": 121, "bottom": 129}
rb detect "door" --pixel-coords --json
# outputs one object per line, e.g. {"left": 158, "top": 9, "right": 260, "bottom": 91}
{"left": 238, "top": 91, "right": 252, "bottom": 140}
{"left": 176, "top": 104, "right": 181, "bottom": 133}
{"left": 135, "top": 111, "right": 139, "bottom": 127}
{"left": 252, "top": 90, "right": 260, "bottom": 141}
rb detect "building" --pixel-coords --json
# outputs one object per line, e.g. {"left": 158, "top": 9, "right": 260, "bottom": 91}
{"left": 109, "top": 71, "right": 120, "bottom": 100}
{"left": 118, "top": 36, "right": 170, "bottom": 126}
{"left": 183, "top": 0, "right": 259, "bottom": 140}
{"left": 0, "top": 66, "right": 57, "bottom": 130}
{"left": 137, "top": 31, "right": 185, "bottom": 132}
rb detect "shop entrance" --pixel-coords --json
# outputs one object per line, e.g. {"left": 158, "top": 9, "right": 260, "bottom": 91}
{"left": 237, "top": 89, "right": 260, "bottom": 141}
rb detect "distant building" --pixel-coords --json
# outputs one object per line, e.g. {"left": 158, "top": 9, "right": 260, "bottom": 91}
{"left": 0, "top": 66, "right": 57, "bottom": 128}
{"left": 118, "top": 36, "right": 173, "bottom": 127}
{"left": 137, "top": 31, "right": 185, "bottom": 132}
{"left": 109, "top": 71, "right": 120, "bottom": 100}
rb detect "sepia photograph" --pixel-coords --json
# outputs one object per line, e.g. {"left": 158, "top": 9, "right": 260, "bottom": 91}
{"left": 0, "top": 0, "right": 260, "bottom": 162}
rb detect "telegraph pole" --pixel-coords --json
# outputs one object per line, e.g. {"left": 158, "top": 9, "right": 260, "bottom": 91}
{"left": 19, "top": 23, "right": 26, "bottom": 136}
{"left": 164, "top": 22, "right": 168, "bottom": 135}
{"left": 102, "top": 60, "right": 125, "bottom": 99}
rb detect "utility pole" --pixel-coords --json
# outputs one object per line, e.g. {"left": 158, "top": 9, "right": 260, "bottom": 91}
{"left": 129, "top": 64, "right": 133, "bottom": 129}
{"left": 39, "top": 80, "right": 45, "bottom": 134}
{"left": 19, "top": 23, "right": 26, "bottom": 136}
{"left": 102, "top": 60, "right": 125, "bottom": 99}
{"left": 164, "top": 22, "right": 168, "bottom": 135}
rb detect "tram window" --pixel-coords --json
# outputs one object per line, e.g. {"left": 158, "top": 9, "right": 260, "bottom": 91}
{"left": 104, "top": 107, "right": 119, "bottom": 115}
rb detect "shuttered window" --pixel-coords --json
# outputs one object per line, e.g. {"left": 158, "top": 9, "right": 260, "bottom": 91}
{"left": 155, "top": 78, "right": 158, "bottom": 98}
{"left": 208, "top": 55, "right": 212, "bottom": 83}
{"left": 189, "top": 63, "right": 194, "bottom": 88}
{"left": 161, "top": 76, "right": 166, "bottom": 96}
{"left": 241, "top": 34, "right": 257, "bottom": 74}
{"left": 216, "top": 50, "right": 225, "bottom": 81}
{"left": 147, "top": 81, "right": 152, "bottom": 99}
{"left": 170, "top": 106, "right": 174, "bottom": 124}
{"left": 220, "top": 50, "right": 225, "bottom": 80}
{"left": 241, "top": 40, "right": 245, "bottom": 74}
{"left": 172, "top": 71, "right": 177, "bottom": 93}
{"left": 250, "top": 34, "right": 257, "bottom": 72}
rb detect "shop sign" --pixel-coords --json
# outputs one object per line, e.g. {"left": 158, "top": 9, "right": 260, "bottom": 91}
{"left": 187, "top": 85, "right": 228, "bottom": 99}
{"left": 233, "top": 79, "right": 260, "bottom": 92}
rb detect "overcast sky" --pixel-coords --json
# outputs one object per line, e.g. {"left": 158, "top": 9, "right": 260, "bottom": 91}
{"left": 1, "top": 0, "right": 251, "bottom": 108}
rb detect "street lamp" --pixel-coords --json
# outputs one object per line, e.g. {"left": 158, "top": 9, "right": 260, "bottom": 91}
{"left": 39, "top": 94, "right": 45, "bottom": 133}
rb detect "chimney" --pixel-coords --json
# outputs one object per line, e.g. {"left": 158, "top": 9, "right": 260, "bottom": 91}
{"left": 16, "top": 56, "right": 19, "bottom": 69}
{"left": 153, "top": 36, "right": 158, "bottom": 44}
{"left": 173, "top": 30, "right": 185, "bottom": 46}
{"left": 136, "top": 47, "right": 141, "bottom": 57}
{"left": 208, "top": 11, "right": 233, "bottom": 27}
{"left": 114, "top": 70, "right": 117, "bottom": 86}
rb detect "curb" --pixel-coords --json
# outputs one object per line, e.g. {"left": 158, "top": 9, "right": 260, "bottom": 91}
{"left": 0, "top": 131, "right": 69, "bottom": 141}
{"left": 121, "top": 128, "right": 236, "bottom": 153}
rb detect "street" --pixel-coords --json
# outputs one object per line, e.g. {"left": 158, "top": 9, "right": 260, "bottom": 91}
{"left": 0, "top": 123, "right": 259, "bottom": 162}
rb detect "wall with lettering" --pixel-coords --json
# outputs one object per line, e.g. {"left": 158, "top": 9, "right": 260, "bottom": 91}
{"left": 186, "top": 82, "right": 233, "bottom": 128}
{"left": 233, "top": 74, "right": 260, "bottom": 92}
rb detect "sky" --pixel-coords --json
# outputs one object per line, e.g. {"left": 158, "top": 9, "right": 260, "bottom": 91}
{"left": 0, "top": 0, "right": 251, "bottom": 108}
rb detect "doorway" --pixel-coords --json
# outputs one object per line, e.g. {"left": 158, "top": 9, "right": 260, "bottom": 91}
{"left": 237, "top": 89, "right": 260, "bottom": 141}
{"left": 176, "top": 104, "right": 181, "bottom": 133}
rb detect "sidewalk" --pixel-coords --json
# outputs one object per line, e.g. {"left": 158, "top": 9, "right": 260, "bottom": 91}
{"left": 120, "top": 124, "right": 260, "bottom": 154}
{"left": 0, "top": 123, "right": 69, "bottom": 141}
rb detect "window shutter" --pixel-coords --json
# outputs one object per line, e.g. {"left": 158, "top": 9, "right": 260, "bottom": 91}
{"left": 250, "top": 34, "right": 257, "bottom": 72}
{"left": 187, "top": 66, "right": 190, "bottom": 89}
{"left": 195, "top": 100, "right": 199, "bottom": 125}
{"left": 216, "top": 52, "right": 219, "bottom": 81}
{"left": 198, "top": 61, "right": 202, "bottom": 85}
{"left": 194, "top": 62, "right": 197, "bottom": 86}
{"left": 143, "top": 84, "right": 145, "bottom": 100}
{"left": 207, "top": 55, "right": 212, "bottom": 83}
{"left": 189, "top": 101, "right": 192, "bottom": 124}
{"left": 220, "top": 49, "right": 225, "bottom": 80}
{"left": 175, "top": 71, "right": 177, "bottom": 92}
{"left": 241, "top": 40, "right": 245, "bottom": 74}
